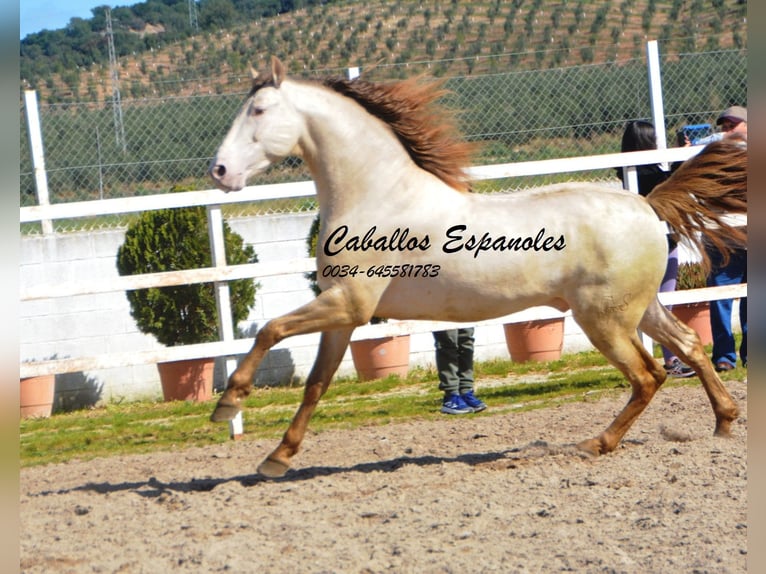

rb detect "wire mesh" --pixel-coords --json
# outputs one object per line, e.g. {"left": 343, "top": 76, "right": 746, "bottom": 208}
{"left": 20, "top": 45, "right": 746, "bottom": 233}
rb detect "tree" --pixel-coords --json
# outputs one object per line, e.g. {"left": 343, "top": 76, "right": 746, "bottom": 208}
{"left": 199, "top": 0, "right": 238, "bottom": 29}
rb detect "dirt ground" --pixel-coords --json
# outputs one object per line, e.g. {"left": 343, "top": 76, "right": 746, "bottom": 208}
{"left": 20, "top": 379, "right": 748, "bottom": 574}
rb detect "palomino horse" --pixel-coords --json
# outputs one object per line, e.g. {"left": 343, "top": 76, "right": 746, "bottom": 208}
{"left": 209, "top": 57, "right": 746, "bottom": 478}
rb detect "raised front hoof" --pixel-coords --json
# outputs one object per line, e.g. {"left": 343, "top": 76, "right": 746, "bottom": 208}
{"left": 576, "top": 438, "right": 603, "bottom": 457}
{"left": 210, "top": 402, "right": 241, "bottom": 422}
{"left": 258, "top": 457, "right": 290, "bottom": 478}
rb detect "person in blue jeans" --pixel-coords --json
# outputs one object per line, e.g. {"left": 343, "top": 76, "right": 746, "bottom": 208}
{"left": 700, "top": 118, "right": 747, "bottom": 373}
{"left": 433, "top": 328, "right": 487, "bottom": 414}
{"left": 706, "top": 245, "right": 747, "bottom": 372}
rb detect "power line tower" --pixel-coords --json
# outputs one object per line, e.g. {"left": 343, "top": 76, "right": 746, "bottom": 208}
{"left": 105, "top": 7, "right": 127, "bottom": 152}
{"left": 188, "top": 0, "right": 199, "bottom": 31}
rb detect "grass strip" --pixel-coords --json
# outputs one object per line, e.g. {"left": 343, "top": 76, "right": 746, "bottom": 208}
{"left": 20, "top": 347, "right": 744, "bottom": 468}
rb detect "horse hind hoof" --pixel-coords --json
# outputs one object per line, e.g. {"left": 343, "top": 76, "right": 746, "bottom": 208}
{"left": 210, "top": 402, "right": 240, "bottom": 422}
{"left": 258, "top": 458, "right": 290, "bottom": 478}
{"left": 713, "top": 421, "right": 734, "bottom": 438}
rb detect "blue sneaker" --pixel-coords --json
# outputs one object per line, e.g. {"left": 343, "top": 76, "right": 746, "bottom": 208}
{"left": 461, "top": 390, "right": 487, "bottom": 412}
{"left": 441, "top": 392, "right": 473, "bottom": 415}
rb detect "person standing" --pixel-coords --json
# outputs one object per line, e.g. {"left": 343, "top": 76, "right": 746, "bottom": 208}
{"left": 616, "top": 120, "right": 694, "bottom": 378}
{"left": 702, "top": 112, "right": 747, "bottom": 371}
{"left": 433, "top": 328, "right": 487, "bottom": 414}
{"left": 706, "top": 243, "right": 747, "bottom": 372}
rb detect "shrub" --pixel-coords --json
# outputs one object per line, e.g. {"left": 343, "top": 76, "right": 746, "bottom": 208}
{"left": 676, "top": 262, "right": 707, "bottom": 290}
{"left": 116, "top": 200, "right": 258, "bottom": 346}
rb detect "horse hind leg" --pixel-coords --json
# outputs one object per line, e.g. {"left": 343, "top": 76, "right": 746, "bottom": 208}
{"left": 575, "top": 317, "right": 667, "bottom": 456}
{"left": 639, "top": 298, "right": 739, "bottom": 437}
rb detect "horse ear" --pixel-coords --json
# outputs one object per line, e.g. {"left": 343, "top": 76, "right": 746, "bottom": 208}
{"left": 249, "top": 66, "right": 259, "bottom": 80}
{"left": 271, "top": 56, "right": 286, "bottom": 88}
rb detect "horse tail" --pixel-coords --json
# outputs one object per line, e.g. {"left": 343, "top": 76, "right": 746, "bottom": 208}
{"left": 646, "top": 135, "right": 747, "bottom": 273}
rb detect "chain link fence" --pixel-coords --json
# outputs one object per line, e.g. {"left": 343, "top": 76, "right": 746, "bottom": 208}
{"left": 20, "top": 42, "right": 746, "bottom": 233}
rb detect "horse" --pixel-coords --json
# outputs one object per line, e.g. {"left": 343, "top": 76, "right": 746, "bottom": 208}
{"left": 208, "top": 56, "right": 746, "bottom": 478}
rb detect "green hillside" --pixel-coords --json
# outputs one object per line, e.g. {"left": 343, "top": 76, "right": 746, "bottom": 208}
{"left": 21, "top": 0, "right": 748, "bottom": 105}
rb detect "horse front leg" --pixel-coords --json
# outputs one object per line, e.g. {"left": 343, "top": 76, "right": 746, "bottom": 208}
{"left": 211, "top": 286, "right": 371, "bottom": 422}
{"left": 209, "top": 328, "right": 272, "bottom": 422}
{"left": 258, "top": 328, "right": 353, "bottom": 478}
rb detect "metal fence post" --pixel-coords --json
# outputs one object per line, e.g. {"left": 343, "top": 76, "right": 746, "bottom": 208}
{"left": 23, "top": 90, "right": 53, "bottom": 235}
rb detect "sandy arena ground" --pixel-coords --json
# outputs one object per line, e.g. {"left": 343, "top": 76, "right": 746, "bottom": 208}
{"left": 20, "top": 379, "right": 747, "bottom": 573}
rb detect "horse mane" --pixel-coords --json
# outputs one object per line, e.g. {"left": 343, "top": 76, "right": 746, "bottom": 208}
{"left": 647, "top": 135, "right": 747, "bottom": 272}
{"left": 247, "top": 59, "right": 479, "bottom": 191}
{"left": 322, "top": 75, "right": 480, "bottom": 192}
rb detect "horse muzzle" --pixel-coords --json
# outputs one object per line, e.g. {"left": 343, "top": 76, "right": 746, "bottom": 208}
{"left": 208, "top": 161, "right": 244, "bottom": 192}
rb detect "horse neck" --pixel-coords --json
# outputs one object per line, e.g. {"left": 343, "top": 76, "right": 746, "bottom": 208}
{"left": 287, "top": 81, "right": 416, "bottom": 213}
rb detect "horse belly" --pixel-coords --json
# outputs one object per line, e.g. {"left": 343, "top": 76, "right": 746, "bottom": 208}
{"left": 375, "top": 286, "right": 555, "bottom": 322}
{"left": 372, "top": 255, "right": 573, "bottom": 322}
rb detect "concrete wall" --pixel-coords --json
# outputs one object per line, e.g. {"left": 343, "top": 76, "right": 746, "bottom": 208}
{"left": 21, "top": 212, "right": 644, "bottom": 410}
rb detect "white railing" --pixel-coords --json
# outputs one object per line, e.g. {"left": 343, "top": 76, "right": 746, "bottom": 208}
{"left": 19, "top": 144, "right": 746, "bottom": 378}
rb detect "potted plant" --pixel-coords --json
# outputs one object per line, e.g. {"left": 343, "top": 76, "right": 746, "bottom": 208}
{"left": 116, "top": 191, "right": 258, "bottom": 401}
{"left": 306, "top": 215, "right": 410, "bottom": 381}
{"left": 673, "top": 261, "right": 712, "bottom": 345}
{"left": 503, "top": 316, "right": 565, "bottom": 363}
{"left": 20, "top": 369, "right": 56, "bottom": 419}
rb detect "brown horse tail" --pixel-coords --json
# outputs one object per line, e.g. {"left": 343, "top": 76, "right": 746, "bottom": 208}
{"left": 646, "top": 135, "right": 747, "bottom": 273}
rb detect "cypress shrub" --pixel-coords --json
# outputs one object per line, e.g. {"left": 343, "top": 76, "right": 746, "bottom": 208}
{"left": 116, "top": 201, "right": 258, "bottom": 346}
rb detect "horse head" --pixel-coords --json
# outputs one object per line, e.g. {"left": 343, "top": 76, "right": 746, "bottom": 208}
{"left": 209, "top": 57, "right": 303, "bottom": 192}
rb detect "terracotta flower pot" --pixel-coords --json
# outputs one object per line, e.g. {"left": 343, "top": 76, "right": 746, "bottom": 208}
{"left": 20, "top": 374, "right": 56, "bottom": 419}
{"left": 504, "top": 317, "right": 565, "bottom": 362}
{"left": 673, "top": 302, "right": 713, "bottom": 346}
{"left": 156, "top": 357, "right": 215, "bottom": 402}
{"left": 350, "top": 335, "right": 411, "bottom": 381}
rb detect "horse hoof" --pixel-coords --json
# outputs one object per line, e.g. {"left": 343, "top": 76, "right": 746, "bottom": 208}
{"left": 714, "top": 422, "right": 734, "bottom": 438}
{"left": 258, "top": 457, "right": 290, "bottom": 478}
{"left": 576, "top": 438, "right": 602, "bottom": 457}
{"left": 210, "top": 402, "right": 240, "bottom": 422}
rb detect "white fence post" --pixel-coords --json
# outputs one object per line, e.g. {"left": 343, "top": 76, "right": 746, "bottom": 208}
{"left": 206, "top": 204, "right": 237, "bottom": 359}
{"left": 646, "top": 40, "right": 668, "bottom": 169}
{"left": 23, "top": 90, "right": 53, "bottom": 235}
{"left": 206, "top": 204, "right": 243, "bottom": 439}
{"left": 621, "top": 165, "right": 639, "bottom": 193}
{"left": 642, "top": 40, "right": 667, "bottom": 355}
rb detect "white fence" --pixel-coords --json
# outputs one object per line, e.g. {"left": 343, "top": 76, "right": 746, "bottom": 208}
{"left": 19, "top": 143, "right": 746, "bottom": 380}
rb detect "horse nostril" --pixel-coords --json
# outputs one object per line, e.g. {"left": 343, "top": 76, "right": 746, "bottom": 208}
{"left": 212, "top": 164, "right": 226, "bottom": 179}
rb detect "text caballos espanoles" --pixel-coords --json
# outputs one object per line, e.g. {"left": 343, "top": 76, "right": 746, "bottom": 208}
{"left": 323, "top": 225, "right": 566, "bottom": 259}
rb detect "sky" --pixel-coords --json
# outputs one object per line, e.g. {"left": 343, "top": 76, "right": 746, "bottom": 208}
{"left": 19, "top": 1, "right": 116, "bottom": 39}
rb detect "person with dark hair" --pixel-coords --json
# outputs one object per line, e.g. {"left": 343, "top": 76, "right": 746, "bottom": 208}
{"left": 433, "top": 328, "right": 487, "bottom": 414}
{"left": 617, "top": 120, "right": 694, "bottom": 378}
{"left": 616, "top": 120, "right": 668, "bottom": 186}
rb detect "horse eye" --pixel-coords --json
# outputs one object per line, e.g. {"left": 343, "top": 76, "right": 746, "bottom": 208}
{"left": 249, "top": 105, "right": 264, "bottom": 117}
